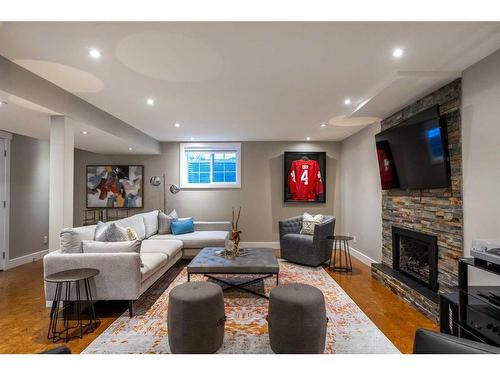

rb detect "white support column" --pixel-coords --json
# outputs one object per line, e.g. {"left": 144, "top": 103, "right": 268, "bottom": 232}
{"left": 49, "top": 116, "right": 74, "bottom": 251}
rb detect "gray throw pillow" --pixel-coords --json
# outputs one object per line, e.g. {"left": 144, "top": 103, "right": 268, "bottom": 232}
{"left": 82, "top": 240, "right": 141, "bottom": 254}
{"left": 158, "top": 209, "right": 178, "bottom": 234}
{"left": 60, "top": 225, "right": 96, "bottom": 253}
{"left": 94, "top": 221, "right": 129, "bottom": 242}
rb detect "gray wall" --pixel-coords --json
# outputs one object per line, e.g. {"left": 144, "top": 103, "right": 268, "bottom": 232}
{"left": 462, "top": 49, "right": 500, "bottom": 285}
{"left": 339, "top": 123, "right": 382, "bottom": 263}
{"left": 74, "top": 141, "right": 341, "bottom": 242}
{"left": 9, "top": 133, "right": 50, "bottom": 259}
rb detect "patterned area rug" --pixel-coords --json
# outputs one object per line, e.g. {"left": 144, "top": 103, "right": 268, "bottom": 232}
{"left": 83, "top": 260, "right": 399, "bottom": 354}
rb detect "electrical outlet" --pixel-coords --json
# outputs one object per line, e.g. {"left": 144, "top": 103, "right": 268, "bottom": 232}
{"left": 43, "top": 235, "right": 48, "bottom": 245}
{"left": 352, "top": 235, "right": 356, "bottom": 243}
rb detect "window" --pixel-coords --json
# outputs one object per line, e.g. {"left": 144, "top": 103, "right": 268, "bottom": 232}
{"left": 180, "top": 143, "right": 241, "bottom": 188}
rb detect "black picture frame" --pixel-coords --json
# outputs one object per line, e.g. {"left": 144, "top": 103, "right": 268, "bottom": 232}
{"left": 284, "top": 151, "right": 326, "bottom": 203}
{"left": 86, "top": 165, "right": 145, "bottom": 208}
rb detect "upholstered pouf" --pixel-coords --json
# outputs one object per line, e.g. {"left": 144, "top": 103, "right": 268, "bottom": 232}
{"left": 167, "top": 281, "right": 225, "bottom": 354}
{"left": 268, "top": 283, "right": 327, "bottom": 354}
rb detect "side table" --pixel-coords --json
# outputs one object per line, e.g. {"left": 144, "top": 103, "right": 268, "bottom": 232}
{"left": 328, "top": 235, "right": 353, "bottom": 272}
{"left": 45, "top": 268, "right": 100, "bottom": 342}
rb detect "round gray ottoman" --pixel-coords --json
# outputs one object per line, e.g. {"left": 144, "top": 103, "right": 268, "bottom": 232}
{"left": 167, "top": 281, "right": 225, "bottom": 354}
{"left": 268, "top": 283, "right": 327, "bottom": 354}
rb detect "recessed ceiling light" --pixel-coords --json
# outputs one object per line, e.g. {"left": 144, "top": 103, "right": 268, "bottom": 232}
{"left": 89, "top": 48, "right": 101, "bottom": 59}
{"left": 0, "top": 101, "right": 7, "bottom": 106}
{"left": 344, "top": 98, "right": 351, "bottom": 105}
{"left": 190, "top": 137, "right": 195, "bottom": 141}
{"left": 81, "top": 131, "right": 88, "bottom": 135}
{"left": 146, "top": 98, "right": 155, "bottom": 106}
{"left": 392, "top": 48, "right": 404, "bottom": 58}
{"left": 128, "top": 147, "right": 133, "bottom": 151}
{"left": 320, "top": 123, "right": 327, "bottom": 128}
{"left": 306, "top": 137, "right": 311, "bottom": 141}
{"left": 174, "top": 123, "right": 180, "bottom": 128}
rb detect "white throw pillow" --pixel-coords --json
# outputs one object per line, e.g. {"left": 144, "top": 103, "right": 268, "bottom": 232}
{"left": 300, "top": 213, "right": 324, "bottom": 235}
{"left": 158, "top": 209, "right": 178, "bottom": 234}
{"left": 82, "top": 240, "right": 141, "bottom": 254}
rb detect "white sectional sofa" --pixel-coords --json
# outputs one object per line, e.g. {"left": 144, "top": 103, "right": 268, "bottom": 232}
{"left": 43, "top": 210, "right": 230, "bottom": 316}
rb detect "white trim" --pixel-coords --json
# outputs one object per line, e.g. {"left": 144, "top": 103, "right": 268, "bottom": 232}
{"left": 348, "top": 245, "right": 377, "bottom": 266}
{"left": 240, "top": 241, "right": 280, "bottom": 249}
{"left": 179, "top": 142, "right": 241, "bottom": 189}
{"left": 5, "top": 248, "right": 49, "bottom": 270}
{"left": 0, "top": 134, "right": 11, "bottom": 270}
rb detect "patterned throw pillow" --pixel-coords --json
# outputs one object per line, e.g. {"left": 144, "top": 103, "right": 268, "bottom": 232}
{"left": 158, "top": 209, "right": 178, "bottom": 234}
{"left": 94, "top": 221, "right": 129, "bottom": 242}
{"left": 126, "top": 227, "right": 138, "bottom": 241}
{"left": 300, "top": 213, "right": 324, "bottom": 235}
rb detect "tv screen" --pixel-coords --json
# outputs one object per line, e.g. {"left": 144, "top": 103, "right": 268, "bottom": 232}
{"left": 375, "top": 106, "right": 449, "bottom": 190}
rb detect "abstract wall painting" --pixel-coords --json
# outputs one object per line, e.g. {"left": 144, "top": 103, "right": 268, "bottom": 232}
{"left": 86, "top": 165, "right": 144, "bottom": 208}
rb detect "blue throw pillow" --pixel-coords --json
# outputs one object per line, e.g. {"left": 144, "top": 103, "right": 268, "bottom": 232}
{"left": 171, "top": 218, "right": 194, "bottom": 235}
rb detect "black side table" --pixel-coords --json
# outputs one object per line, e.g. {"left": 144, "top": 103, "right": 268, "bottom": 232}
{"left": 328, "top": 235, "right": 353, "bottom": 272}
{"left": 45, "top": 268, "right": 100, "bottom": 342}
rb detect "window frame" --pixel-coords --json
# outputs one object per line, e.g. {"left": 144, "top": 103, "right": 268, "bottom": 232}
{"left": 179, "top": 143, "right": 241, "bottom": 189}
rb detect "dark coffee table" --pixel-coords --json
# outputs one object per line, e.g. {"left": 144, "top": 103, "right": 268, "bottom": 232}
{"left": 187, "top": 247, "right": 279, "bottom": 299}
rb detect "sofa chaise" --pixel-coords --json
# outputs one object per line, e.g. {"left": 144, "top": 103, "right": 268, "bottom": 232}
{"left": 43, "top": 210, "right": 230, "bottom": 316}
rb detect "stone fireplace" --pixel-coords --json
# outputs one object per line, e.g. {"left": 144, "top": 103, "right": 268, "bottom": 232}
{"left": 371, "top": 79, "right": 463, "bottom": 322}
{"left": 392, "top": 227, "right": 438, "bottom": 292}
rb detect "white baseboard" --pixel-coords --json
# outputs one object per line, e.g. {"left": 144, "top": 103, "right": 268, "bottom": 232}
{"left": 348, "top": 246, "right": 377, "bottom": 266}
{"left": 240, "top": 241, "right": 280, "bottom": 249}
{"left": 5, "top": 248, "right": 48, "bottom": 270}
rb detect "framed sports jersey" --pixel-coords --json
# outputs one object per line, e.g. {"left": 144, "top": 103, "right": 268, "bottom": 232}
{"left": 284, "top": 152, "right": 326, "bottom": 203}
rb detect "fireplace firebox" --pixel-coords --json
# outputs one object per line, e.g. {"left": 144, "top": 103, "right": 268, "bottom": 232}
{"left": 392, "top": 227, "right": 438, "bottom": 292}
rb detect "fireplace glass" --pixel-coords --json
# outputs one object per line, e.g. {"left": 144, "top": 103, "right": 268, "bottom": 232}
{"left": 399, "top": 236, "right": 430, "bottom": 284}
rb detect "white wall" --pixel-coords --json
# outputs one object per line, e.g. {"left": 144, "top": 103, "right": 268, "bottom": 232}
{"left": 8, "top": 133, "right": 49, "bottom": 262}
{"left": 462, "top": 49, "right": 500, "bottom": 284}
{"left": 339, "top": 123, "right": 382, "bottom": 265}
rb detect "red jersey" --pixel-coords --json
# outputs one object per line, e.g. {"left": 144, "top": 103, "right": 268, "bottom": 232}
{"left": 377, "top": 149, "right": 396, "bottom": 189}
{"left": 288, "top": 159, "right": 324, "bottom": 200}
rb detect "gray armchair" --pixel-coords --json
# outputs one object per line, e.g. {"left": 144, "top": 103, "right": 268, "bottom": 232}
{"left": 279, "top": 215, "right": 335, "bottom": 267}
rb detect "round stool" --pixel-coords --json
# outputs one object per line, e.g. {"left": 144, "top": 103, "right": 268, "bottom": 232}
{"left": 267, "top": 283, "right": 327, "bottom": 353}
{"left": 167, "top": 281, "right": 226, "bottom": 353}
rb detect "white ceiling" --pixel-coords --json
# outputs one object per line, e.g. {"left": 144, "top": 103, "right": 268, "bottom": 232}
{"left": 0, "top": 22, "right": 500, "bottom": 149}
{"left": 0, "top": 89, "right": 148, "bottom": 154}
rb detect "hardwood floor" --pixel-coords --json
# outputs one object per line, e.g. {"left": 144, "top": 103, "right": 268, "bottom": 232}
{"left": 323, "top": 256, "right": 437, "bottom": 353}
{"left": 0, "top": 255, "right": 437, "bottom": 354}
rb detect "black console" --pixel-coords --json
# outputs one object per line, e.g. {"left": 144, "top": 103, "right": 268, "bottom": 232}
{"left": 450, "top": 258, "right": 500, "bottom": 347}
{"left": 467, "top": 304, "right": 500, "bottom": 345}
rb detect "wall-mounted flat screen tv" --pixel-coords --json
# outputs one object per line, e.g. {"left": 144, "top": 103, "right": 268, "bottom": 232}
{"left": 375, "top": 105, "right": 449, "bottom": 190}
